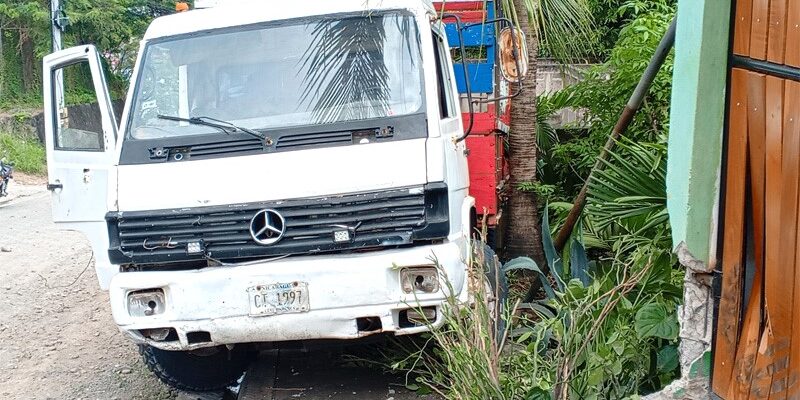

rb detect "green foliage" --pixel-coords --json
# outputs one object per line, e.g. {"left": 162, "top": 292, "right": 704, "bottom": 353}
{"left": 587, "top": 140, "right": 670, "bottom": 253}
{"left": 394, "top": 228, "right": 683, "bottom": 398}
{"left": 410, "top": 5, "right": 686, "bottom": 384}
{"left": 635, "top": 303, "right": 679, "bottom": 340}
{"left": 0, "top": 132, "right": 46, "bottom": 175}
{"left": 537, "top": 0, "right": 676, "bottom": 200}
{"left": 586, "top": 0, "right": 677, "bottom": 58}
{"left": 387, "top": 246, "right": 516, "bottom": 399}
{"left": 498, "top": 0, "right": 597, "bottom": 61}
{"left": 517, "top": 181, "right": 557, "bottom": 198}
{"left": 0, "top": 0, "right": 173, "bottom": 108}
{"left": 504, "top": 222, "right": 683, "bottom": 397}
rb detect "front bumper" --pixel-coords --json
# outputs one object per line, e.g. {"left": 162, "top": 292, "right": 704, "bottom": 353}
{"left": 109, "top": 241, "right": 468, "bottom": 351}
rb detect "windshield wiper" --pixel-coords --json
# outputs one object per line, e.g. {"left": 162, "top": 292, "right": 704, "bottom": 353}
{"left": 157, "top": 115, "right": 265, "bottom": 141}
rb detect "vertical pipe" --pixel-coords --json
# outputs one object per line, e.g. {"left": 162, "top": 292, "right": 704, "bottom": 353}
{"left": 51, "top": 0, "right": 65, "bottom": 111}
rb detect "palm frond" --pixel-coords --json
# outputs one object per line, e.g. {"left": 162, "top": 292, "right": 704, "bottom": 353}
{"left": 587, "top": 140, "right": 668, "bottom": 237}
{"left": 500, "top": 0, "right": 596, "bottom": 61}
{"left": 299, "top": 15, "right": 390, "bottom": 123}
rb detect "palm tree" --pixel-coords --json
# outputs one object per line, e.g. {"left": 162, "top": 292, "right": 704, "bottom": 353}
{"left": 498, "top": 0, "right": 594, "bottom": 263}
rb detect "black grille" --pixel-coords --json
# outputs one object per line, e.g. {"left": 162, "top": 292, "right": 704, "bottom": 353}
{"left": 276, "top": 130, "right": 352, "bottom": 150}
{"left": 107, "top": 185, "right": 449, "bottom": 266}
{"left": 188, "top": 138, "right": 264, "bottom": 158}
{"left": 162, "top": 129, "right": 375, "bottom": 160}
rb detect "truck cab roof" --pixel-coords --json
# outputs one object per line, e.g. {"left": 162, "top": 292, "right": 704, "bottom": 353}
{"left": 143, "top": 0, "right": 435, "bottom": 40}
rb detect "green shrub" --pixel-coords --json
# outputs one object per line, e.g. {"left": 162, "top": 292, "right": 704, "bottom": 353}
{"left": 0, "top": 132, "right": 46, "bottom": 175}
{"left": 391, "top": 217, "right": 682, "bottom": 399}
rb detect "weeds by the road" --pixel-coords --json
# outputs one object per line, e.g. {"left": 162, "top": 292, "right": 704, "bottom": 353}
{"left": 0, "top": 131, "right": 46, "bottom": 175}
{"left": 391, "top": 227, "right": 682, "bottom": 399}
{"left": 389, "top": 244, "right": 516, "bottom": 399}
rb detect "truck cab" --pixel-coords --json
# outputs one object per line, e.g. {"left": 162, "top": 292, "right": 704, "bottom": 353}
{"left": 42, "top": 0, "right": 521, "bottom": 391}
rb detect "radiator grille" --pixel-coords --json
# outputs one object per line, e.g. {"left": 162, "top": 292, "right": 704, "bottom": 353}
{"left": 107, "top": 186, "right": 446, "bottom": 265}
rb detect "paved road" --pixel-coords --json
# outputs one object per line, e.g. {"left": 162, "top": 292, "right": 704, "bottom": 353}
{"left": 0, "top": 186, "right": 433, "bottom": 400}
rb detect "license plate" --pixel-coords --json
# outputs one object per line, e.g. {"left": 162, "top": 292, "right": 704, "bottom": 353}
{"left": 247, "top": 282, "right": 309, "bottom": 317}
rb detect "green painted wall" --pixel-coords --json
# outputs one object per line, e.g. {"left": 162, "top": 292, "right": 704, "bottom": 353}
{"left": 666, "top": 0, "right": 731, "bottom": 263}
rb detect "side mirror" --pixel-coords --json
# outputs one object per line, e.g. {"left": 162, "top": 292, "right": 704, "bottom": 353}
{"left": 498, "top": 27, "right": 528, "bottom": 83}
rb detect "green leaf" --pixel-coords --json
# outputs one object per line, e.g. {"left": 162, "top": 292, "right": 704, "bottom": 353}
{"left": 526, "top": 387, "right": 552, "bottom": 400}
{"left": 569, "top": 237, "right": 590, "bottom": 286}
{"left": 587, "top": 366, "right": 605, "bottom": 386}
{"left": 518, "top": 302, "right": 557, "bottom": 319}
{"left": 503, "top": 257, "right": 557, "bottom": 299}
{"left": 611, "top": 339, "right": 625, "bottom": 356}
{"left": 657, "top": 344, "right": 680, "bottom": 373}
{"left": 541, "top": 206, "right": 565, "bottom": 291}
{"left": 503, "top": 257, "right": 543, "bottom": 274}
{"left": 415, "top": 385, "right": 433, "bottom": 395}
{"left": 517, "top": 330, "right": 534, "bottom": 342}
{"left": 634, "top": 303, "right": 679, "bottom": 340}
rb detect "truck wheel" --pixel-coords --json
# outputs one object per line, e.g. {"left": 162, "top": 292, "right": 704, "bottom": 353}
{"left": 139, "top": 344, "right": 252, "bottom": 391}
{"left": 477, "top": 241, "right": 509, "bottom": 337}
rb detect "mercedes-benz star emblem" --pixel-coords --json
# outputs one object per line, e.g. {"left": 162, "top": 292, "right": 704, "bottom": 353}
{"left": 249, "top": 209, "right": 286, "bottom": 245}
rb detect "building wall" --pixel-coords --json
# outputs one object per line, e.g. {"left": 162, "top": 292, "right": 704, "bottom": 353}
{"left": 654, "top": 0, "right": 732, "bottom": 397}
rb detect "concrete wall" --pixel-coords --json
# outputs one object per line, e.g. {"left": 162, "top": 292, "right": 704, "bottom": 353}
{"left": 666, "top": 0, "right": 731, "bottom": 265}
{"left": 0, "top": 100, "right": 124, "bottom": 143}
{"left": 652, "top": 0, "right": 732, "bottom": 398}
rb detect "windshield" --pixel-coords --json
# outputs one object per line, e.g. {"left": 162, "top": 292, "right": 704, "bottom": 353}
{"left": 128, "top": 12, "right": 423, "bottom": 139}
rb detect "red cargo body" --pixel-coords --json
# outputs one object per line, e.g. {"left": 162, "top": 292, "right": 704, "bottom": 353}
{"left": 434, "top": 0, "right": 510, "bottom": 227}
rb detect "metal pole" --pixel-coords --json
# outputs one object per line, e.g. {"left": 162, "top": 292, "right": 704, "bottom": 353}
{"left": 552, "top": 16, "right": 677, "bottom": 252}
{"left": 51, "top": 0, "right": 65, "bottom": 111}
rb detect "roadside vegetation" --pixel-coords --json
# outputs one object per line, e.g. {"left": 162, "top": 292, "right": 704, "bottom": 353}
{"left": 0, "top": 0, "right": 174, "bottom": 109}
{"left": 391, "top": 0, "right": 680, "bottom": 398}
{"left": 0, "top": 131, "right": 46, "bottom": 175}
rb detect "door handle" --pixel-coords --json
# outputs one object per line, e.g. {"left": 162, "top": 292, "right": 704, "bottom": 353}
{"left": 47, "top": 183, "right": 63, "bottom": 191}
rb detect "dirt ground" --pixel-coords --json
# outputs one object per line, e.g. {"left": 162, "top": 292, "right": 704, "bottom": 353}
{"left": 0, "top": 181, "right": 433, "bottom": 400}
{"left": 0, "top": 185, "right": 175, "bottom": 399}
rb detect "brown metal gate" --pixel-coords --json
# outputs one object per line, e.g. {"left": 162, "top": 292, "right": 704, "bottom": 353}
{"left": 713, "top": 0, "right": 800, "bottom": 398}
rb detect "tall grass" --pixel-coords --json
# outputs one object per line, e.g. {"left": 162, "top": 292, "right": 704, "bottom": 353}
{"left": 390, "top": 243, "right": 522, "bottom": 399}
{"left": 0, "top": 132, "right": 46, "bottom": 175}
{"left": 389, "top": 239, "right": 679, "bottom": 399}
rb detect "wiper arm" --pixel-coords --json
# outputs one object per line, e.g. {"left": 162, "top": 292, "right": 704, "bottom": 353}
{"left": 157, "top": 115, "right": 265, "bottom": 141}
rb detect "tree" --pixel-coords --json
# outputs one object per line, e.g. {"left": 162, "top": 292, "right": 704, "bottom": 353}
{"left": 0, "top": 0, "right": 174, "bottom": 107}
{"left": 498, "top": 0, "right": 594, "bottom": 263}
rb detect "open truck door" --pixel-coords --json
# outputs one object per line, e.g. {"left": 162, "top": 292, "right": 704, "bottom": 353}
{"left": 43, "top": 45, "right": 117, "bottom": 223}
{"left": 43, "top": 45, "right": 119, "bottom": 288}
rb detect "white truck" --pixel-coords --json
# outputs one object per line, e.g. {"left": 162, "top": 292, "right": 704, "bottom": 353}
{"left": 42, "top": 0, "right": 522, "bottom": 391}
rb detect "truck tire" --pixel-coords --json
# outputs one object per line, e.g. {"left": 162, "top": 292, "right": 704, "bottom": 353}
{"left": 477, "top": 241, "right": 509, "bottom": 337}
{"left": 139, "top": 344, "right": 252, "bottom": 392}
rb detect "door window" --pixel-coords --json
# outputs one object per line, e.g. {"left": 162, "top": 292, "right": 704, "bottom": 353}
{"left": 52, "top": 61, "right": 105, "bottom": 151}
{"left": 432, "top": 31, "right": 456, "bottom": 119}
